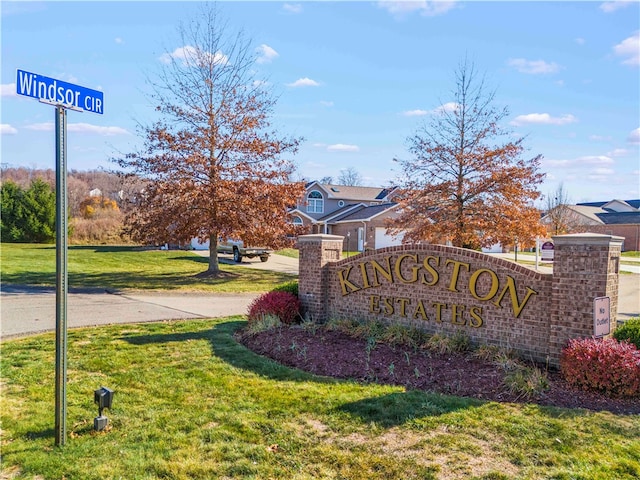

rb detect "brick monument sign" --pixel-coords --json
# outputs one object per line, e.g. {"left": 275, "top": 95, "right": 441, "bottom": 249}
{"left": 298, "top": 233, "right": 623, "bottom": 366}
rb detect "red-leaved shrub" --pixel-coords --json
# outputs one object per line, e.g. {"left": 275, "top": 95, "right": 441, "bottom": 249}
{"left": 560, "top": 337, "right": 640, "bottom": 397}
{"left": 247, "top": 291, "right": 301, "bottom": 325}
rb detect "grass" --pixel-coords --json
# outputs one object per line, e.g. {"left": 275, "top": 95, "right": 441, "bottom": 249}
{"left": 1, "top": 318, "right": 639, "bottom": 480}
{"left": 0, "top": 243, "right": 295, "bottom": 292}
{"left": 274, "top": 248, "right": 299, "bottom": 259}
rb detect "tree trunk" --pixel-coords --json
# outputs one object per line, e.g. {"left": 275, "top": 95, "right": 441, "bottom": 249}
{"left": 208, "top": 235, "right": 220, "bottom": 274}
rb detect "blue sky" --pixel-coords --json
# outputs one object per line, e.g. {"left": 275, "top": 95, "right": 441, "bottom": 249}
{"left": 2, "top": 1, "right": 639, "bottom": 204}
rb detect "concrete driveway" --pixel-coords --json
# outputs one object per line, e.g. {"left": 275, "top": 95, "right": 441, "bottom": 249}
{"left": 197, "top": 250, "right": 299, "bottom": 275}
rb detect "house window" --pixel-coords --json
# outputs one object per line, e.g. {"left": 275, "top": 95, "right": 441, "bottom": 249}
{"left": 307, "top": 191, "right": 324, "bottom": 213}
{"left": 292, "top": 216, "right": 303, "bottom": 226}
{"left": 338, "top": 200, "right": 345, "bottom": 208}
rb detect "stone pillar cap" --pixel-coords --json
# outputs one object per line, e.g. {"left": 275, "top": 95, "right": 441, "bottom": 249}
{"left": 297, "top": 234, "right": 344, "bottom": 243}
{"left": 552, "top": 233, "right": 624, "bottom": 245}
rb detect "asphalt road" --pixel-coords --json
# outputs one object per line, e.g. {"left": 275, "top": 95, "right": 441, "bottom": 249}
{"left": 0, "top": 284, "right": 259, "bottom": 340}
{"left": 1, "top": 253, "right": 637, "bottom": 339}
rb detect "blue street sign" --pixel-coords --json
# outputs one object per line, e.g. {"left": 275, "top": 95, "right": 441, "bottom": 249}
{"left": 16, "top": 69, "right": 104, "bottom": 114}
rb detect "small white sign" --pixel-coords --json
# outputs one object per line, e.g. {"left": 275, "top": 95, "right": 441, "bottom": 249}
{"left": 594, "top": 296, "right": 611, "bottom": 337}
{"left": 540, "top": 241, "right": 554, "bottom": 262}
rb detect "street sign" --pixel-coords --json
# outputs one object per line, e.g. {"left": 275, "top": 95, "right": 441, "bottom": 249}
{"left": 15, "top": 67, "right": 106, "bottom": 446}
{"left": 594, "top": 296, "right": 611, "bottom": 337}
{"left": 16, "top": 69, "right": 103, "bottom": 114}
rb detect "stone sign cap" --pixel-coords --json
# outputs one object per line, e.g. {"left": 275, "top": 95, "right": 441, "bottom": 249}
{"left": 552, "top": 233, "right": 624, "bottom": 246}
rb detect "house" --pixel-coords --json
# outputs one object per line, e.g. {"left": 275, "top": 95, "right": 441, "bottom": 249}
{"left": 541, "top": 199, "right": 640, "bottom": 251}
{"left": 289, "top": 182, "right": 403, "bottom": 251}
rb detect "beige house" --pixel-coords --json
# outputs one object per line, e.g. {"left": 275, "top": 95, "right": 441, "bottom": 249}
{"left": 541, "top": 199, "right": 640, "bottom": 251}
{"left": 289, "top": 181, "right": 402, "bottom": 251}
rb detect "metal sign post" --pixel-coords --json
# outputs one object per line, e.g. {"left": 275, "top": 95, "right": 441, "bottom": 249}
{"left": 16, "top": 69, "right": 103, "bottom": 447}
{"left": 54, "top": 105, "right": 68, "bottom": 446}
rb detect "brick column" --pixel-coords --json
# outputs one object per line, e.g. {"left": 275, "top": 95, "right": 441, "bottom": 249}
{"left": 548, "top": 233, "right": 623, "bottom": 365}
{"left": 298, "top": 234, "right": 343, "bottom": 322}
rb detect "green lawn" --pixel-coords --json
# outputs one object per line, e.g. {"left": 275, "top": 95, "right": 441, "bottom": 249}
{"left": 0, "top": 243, "right": 295, "bottom": 292}
{"left": 2, "top": 318, "right": 639, "bottom": 480}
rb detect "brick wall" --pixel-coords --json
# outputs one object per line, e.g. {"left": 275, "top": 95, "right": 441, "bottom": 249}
{"left": 298, "top": 233, "right": 623, "bottom": 366}
{"left": 584, "top": 225, "right": 640, "bottom": 252}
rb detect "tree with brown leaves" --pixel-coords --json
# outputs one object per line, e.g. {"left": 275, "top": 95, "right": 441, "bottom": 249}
{"left": 116, "top": 4, "right": 305, "bottom": 275}
{"left": 389, "top": 59, "right": 546, "bottom": 249}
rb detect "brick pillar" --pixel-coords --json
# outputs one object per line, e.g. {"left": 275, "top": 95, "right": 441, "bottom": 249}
{"left": 298, "top": 234, "right": 343, "bottom": 322}
{"left": 548, "top": 233, "right": 623, "bottom": 365}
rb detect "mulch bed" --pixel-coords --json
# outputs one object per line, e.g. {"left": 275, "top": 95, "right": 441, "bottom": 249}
{"left": 237, "top": 326, "right": 640, "bottom": 415}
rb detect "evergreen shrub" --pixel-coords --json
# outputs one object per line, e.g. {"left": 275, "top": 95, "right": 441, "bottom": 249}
{"left": 613, "top": 317, "right": 640, "bottom": 350}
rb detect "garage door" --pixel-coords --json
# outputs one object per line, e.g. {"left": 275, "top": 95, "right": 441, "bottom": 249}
{"left": 375, "top": 227, "right": 404, "bottom": 249}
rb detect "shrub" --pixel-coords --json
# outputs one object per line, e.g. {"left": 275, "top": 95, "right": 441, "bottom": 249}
{"left": 504, "top": 365, "right": 549, "bottom": 399}
{"left": 245, "top": 314, "right": 282, "bottom": 334}
{"left": 272, "top": 281, "right": 298, "bottom": 297}
{"left": 613, "top": 317, "right": 640, "bottom": 350}
{"left": 560, "top": 337, "right": 640, "bottom": 397}
{"left": 424, "top": 331, "right": 471, "bottom": 354}
{"left": 424, "top": 333, "right": 452, "bottom": 354}
{"left": 247, "top": 291, "right": 301, "bottom": 325}
{"left": 381, "top": 324, "right": 429, "bottom": 348}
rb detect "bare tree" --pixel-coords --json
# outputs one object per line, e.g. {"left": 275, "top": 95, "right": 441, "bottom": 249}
{"left": 115, "top": 4, "right": 305, "bottom": 275}
{"left": 389, "top": 59, "right": 546, "bottom": 249}
{"left": 319, "top": 176, "right": 334, "bottom": 184}
{"left": 337, "top": 167, "right": 363, "bottom": 186}
{"left": 543, "top": 183, "right": 584, "bottom": 235}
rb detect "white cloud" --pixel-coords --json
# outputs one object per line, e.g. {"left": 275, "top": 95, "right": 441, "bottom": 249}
{"left": 614, "top": 32, "right": 640, "bottom": 66}
{"left": 327, "top": 144, "right": 360, "bottom": 152}
{"left": 282, "top": 3, "right": 302, "bottom": 14}
{"left": 580, "top": 155, "right": 615, "bottom": 165}
{"left": 160, "top": 45, "right": 227, "bottom": 66}
{"left": 403, "top": 103, "right": 458, "bottom": 117}
{"left": 402, "top": 109, "right": 429, "bottom": 117}
{"left": 1, "top": 124, "right": 18, "bottom": 135}
{"left": 575, "top": 37, "right": 586, "bottom": 45}
{"left": 1, "top": 83, "right": 16, "bottom": 97}
{"left": 607, "top": 148, "right": 628, "bottom": 157}
{"left": 544, "top": 155, "right": 614, "bottom": 168}
{"left": 628, "top": 127, "right": 640, "bottom": 144}
{"left": 591, "top": 167, "right": 615, "bottom": 175}
{"left": 510, "top": 113, "right": 577, "bottom": 126}
{"left": 377, "top": 1, "right": 457, "bottom": 18}
{"left": 115, "top": 37, "right": 124, "bottom": 44}
{"left": 600, "top": 1, "right": 634, "bottom": 13}
{"left": 286, "top": 77, "right": 320, "bottom": 87}
{"left": 434, "top": 102, "right": 459, "bottom": 114}
{"left": 26, "top": 122, "right": 129, "bottom": 136}
{"left": 256, "top": 44, "right": 279, "bottom": 64}
{"left": 253, "top": 80, "right": 269, "bottom": 87}
{"left": 507, "top": 58, "right": 561, "bottom": 74}
{"left": 320, "top": 100, "right": 334, "bottom": 107}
